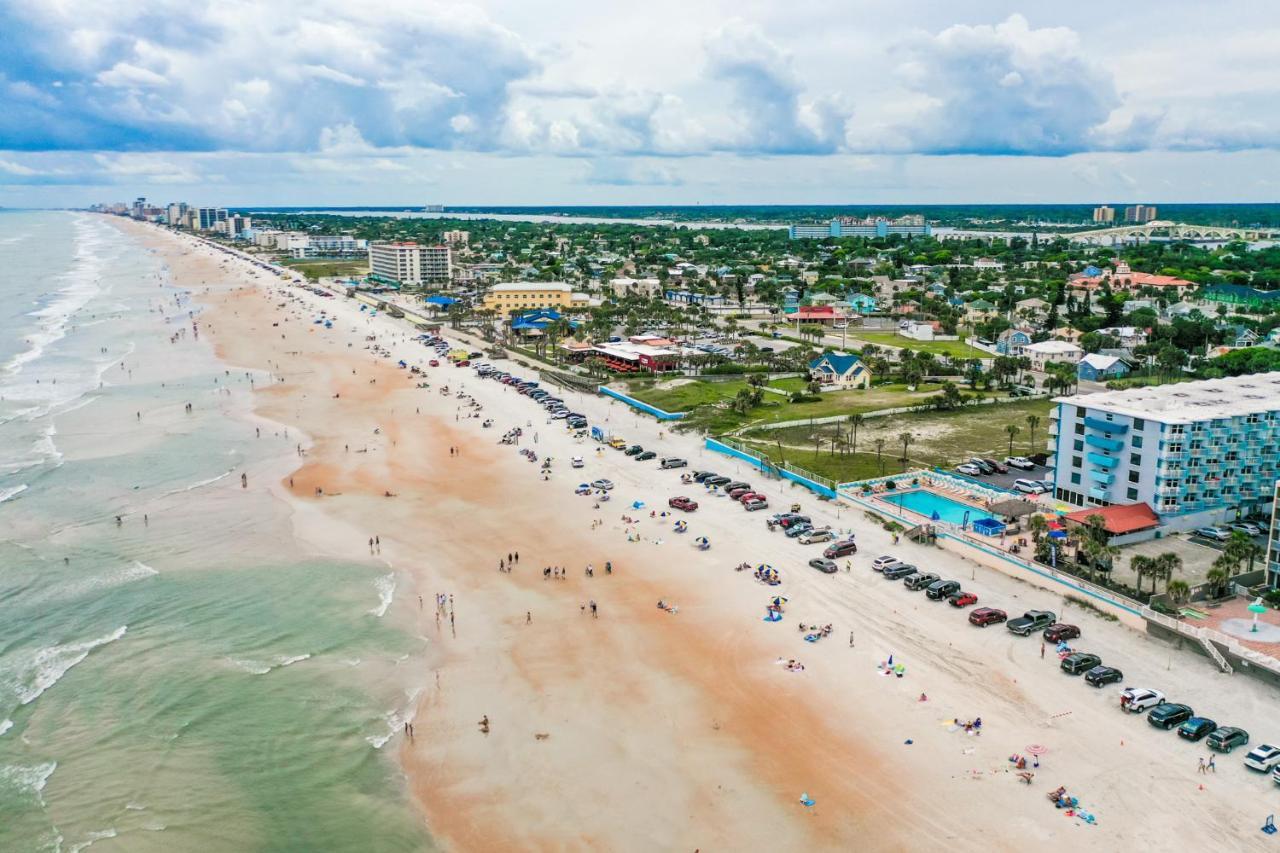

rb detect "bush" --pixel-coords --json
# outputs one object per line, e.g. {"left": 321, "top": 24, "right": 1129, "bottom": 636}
{"left": 702, "top": 363, "right": 746, "bottom": 375}
{"left": 884, "top": 480, "right": 897, "bottom": 490}
{"left": 1265, "top": 590, "right": 1280, "bottom": 608}
{"left": 1064, "top": 595, "right": 1121, "bottom": 622}
{"left": 789, "top": 392, "right": 822, "bottom": 403}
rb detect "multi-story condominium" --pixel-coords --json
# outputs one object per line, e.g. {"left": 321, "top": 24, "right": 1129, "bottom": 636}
{"left": 166, "top": 203, "right": 187, "bottom": 227}
{"left": 1092, "top": 205, "right": 1115, "bottom": 223}
{"left": 789, "top": 215, "right": 931, "bottom": 240}
{"left": 1050, "top": 374, "right": 1280, "bottom": 533}
{"left": 441, "top": 230, "right": 470, "bottom": 245}
{"left": 293, "top": 235, "right": 368, "bottom": 258}
{"left": 421, "top": 245, "right": 452, "bottom": 282}
{"left": 1124, "top": 204, "right": 1158, "bottom": 223}
{"left": 482, "top": 282, "right": 573, "bottom": 315}
{"left": 1266, "top": 481, "right": 1280, "bottom": 588}
{"left": 188, "top": 207, "right": 228, "bottom": 231}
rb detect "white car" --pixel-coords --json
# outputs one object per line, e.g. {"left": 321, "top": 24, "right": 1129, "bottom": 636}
{"left": 1244, "top": 744, "right": 1280, "bottom": 772}
{"left": 1230, "top": 522, "right": 1262, "bottom": 537}
{"left": 1013, "top": 478, "right": 1042, "bottom": 494}
{"left": 1195, "top": 526, "right": 1232, "bottom": 542}
{"left": 590, "top": 479, "right": 614, "bottom": 491}
{"left": 1004, "top": 456, "right": 1035, "bottom": 470}
{"left": 871, "top": 555, "right": 904, "bottom": 572}
{"left": 1119, "top": 687, "right": 1165, "bottom": 713}
{"left": 571, "top": 456, "right": 584, "bottom": 469}
{"left": 955, "top": 463, "right": 982, "bottom": 476}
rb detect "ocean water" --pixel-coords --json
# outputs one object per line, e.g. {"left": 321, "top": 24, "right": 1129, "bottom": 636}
{"left": 0, "top": 212, "right": 430, "bottom": 851}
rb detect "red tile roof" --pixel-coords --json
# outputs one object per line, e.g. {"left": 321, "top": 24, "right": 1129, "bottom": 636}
{"left": 1063, "top": 502, "right": 1159, "bottom": 535}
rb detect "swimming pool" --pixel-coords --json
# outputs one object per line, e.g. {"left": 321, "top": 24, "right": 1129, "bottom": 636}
{"left": 880, "top": 489, "right": 997, "bottom": 526}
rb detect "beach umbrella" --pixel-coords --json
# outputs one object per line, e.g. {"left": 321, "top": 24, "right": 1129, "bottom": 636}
{"left": 1049, "top": 530, "right": 1067, "bottom": 539}
{"left": 756, "top": 563, "right": 774, "bottom": 574}
{"left": 931, "top": 510, "right": 941, "bottom": 521}
{"left": 1249, "top": 597, "right": 1268, "bottom": 633}
{"left": 1025, "top": 744, "right": 1048, "bottom": 756}
{"left": 771, "top": 596, "right": 788, "bottom": 608}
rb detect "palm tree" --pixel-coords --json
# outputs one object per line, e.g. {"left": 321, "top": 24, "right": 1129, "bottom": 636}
{"left": 874, "top": 438, "right": 887, "bottom": 476}
{"left": 1130, "top": 555, "right": 1155, "bottom": 593}
{"left": 1025, "top": 414, "right": 1041, "bottom": 454}
{"left": 897, "top": 431, "right": 915, "bottom": 472}
{"left": 848, "top": 414, "right": 864, "bottom": 456}
{"left": 1004, "top": 423, "right": 1021, "bottom": 456}
{"left": 1027, "top": 514, "right": 1048, "bottom": 543}
{"left": 1167, "top": 579, "right": 1191, "bottom": 604}
{"left": 1154, "top": 552, "right": 1183, "bottom": 592}
{"left": 1206, "top": 561, "right": 1232, "bottom": 599}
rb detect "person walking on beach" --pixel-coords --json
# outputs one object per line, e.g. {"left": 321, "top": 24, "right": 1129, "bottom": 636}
{"left": 241, "top": 473, "right": 248, "bottom": 488}
{"left": 369, "top": 537, "right": 375, "bottom": 554}
{"left": 1198, "top": 757, "right": 1206, "bottom": 774}
{"left": 1207, "top": 755, "right": 1216, "bottom": 773}
{"left": 849, "top": 630, "right": 855, "bottom": 648}
{"left": 375, "top": 535, "right": 381, "bottom": 554}
{"left": 526, "top": 611, "right": 532, "bottom": 625}
{"left": 590, "top": 600, "right": 598, "bottom": 618}
{"left": 1040, "top": 642, "right": 1046, "bottom": 659}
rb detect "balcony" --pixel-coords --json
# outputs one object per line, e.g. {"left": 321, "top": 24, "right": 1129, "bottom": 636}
{"left": 1088, "top": 486, "right": 1111, "bottom": 501}
{"left": 1089, "top": 471, "right": 1115, "bottom": 485}
{"left": 1087, "top": 452, "right": 1119, "bottom": 469}
{"left": 1084, "top": 416, "right": 1127, "bottom": 433}
{"left": 1085, "top": 434, "right": 1124, "bottom": 452}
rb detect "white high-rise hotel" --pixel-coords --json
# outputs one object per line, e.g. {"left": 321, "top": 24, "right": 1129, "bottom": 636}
{"left": 368, "top": 242, "right": 452, "bottom": 287}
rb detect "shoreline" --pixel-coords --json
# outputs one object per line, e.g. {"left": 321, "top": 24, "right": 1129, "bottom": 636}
{"left": 107, "top": 215, "right": 1278, "bottom": 852}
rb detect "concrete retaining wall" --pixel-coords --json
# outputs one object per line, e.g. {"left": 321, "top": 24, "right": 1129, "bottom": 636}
{"left": 704, "top": 438, "right": 838, "bottom": 499}
{"left": 598, "top": 387, "right": 687, "bottom": 420}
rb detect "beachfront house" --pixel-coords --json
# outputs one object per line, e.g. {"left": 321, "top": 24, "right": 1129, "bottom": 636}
{"left": 1023, "top": 340, "right": 1084, "bottom": 372}
{"left": 808, "top": 352, "right": 871, "bottom": 390}
{"left": 995, "top": 327, "right": 1032, "bottom": 355}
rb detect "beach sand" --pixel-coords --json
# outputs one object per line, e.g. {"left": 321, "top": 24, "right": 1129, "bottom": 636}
{"left": 111, "top": 216, "right": 1276, "bottom": 851}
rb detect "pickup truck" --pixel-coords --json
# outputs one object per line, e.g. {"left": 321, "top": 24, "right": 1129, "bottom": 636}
{"left": 1007, "top": 610, "right": 1056, "bottom": 636}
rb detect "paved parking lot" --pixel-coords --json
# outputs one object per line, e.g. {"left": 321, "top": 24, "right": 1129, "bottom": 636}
{"left": 949, "top": 460, "right": 1053, "bottom": 494}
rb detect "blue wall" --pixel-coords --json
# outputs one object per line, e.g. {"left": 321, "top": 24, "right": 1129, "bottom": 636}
{"left": 599, "top": 386, "right": 687, "bottom": 420}
{"left": 704, "top": 438, "right": 838, "bottom": 499}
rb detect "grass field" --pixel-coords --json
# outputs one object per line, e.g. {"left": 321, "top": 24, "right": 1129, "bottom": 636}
{"left": 738, "top": 398, "right": 1056, "bottom": 483}
{"left": 621, "top": 377, "right": 946, "bottom": 433}
{"left": 846, "top": 331, "right": 985, "bottom": 358}
{"left": 280, "top": 259, "right": 370, "bottom": 281}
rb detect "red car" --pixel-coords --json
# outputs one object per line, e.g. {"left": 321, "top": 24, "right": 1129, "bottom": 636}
{"left": 668, "top": 496, "right": 698, "bottom": 512}
{"left": 727, "top": 487, "right": 753, "bottom": 500}
{"left": 948, "top": 591, "right": 978, "bottom": 608}
{"left": 968, "top": 607, "right": 1007, "bottom": 627}
{"left": 429, "top": 359, "right": 439, "bottom": 367}
{"left": 1043, "top": 624, "right": 1081, "bottom": 643}
{"left": 455, "top": 360, "right": 470, "bottom": 367}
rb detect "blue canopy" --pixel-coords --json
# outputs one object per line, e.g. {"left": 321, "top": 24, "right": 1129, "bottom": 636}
{"left": 971, "top": 518, "right": 1006, "bottom": 536}
{"left": 424, "top": 295, "right": 457, "bottom": 307}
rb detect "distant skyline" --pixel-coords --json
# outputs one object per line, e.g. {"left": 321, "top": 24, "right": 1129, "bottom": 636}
{"left": 2, "top": 1, "right": 1278, "bottom": 206}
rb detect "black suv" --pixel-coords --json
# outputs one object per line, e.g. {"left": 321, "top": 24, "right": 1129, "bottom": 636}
{"left": 1148, "top": 703, "right": 1195, "bottom": 730}
{"left": 925, "top": 580, "right": 961, "bottom": 600}
{"left": 1060, "top": 653, "right": 1102, "bottom": 675}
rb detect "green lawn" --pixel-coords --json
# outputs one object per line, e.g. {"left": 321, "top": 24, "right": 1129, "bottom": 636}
{"left": 622, "top": 377, "right": 948, "bottom": 434}
{"left": 280, "top": 259, "right": 370, "bottom": 281}
{"left": 846, "top": 331, "right": 985, "bottom": 358}
{"left": 739, "top": 398, "right": 1057, "bottom": 481}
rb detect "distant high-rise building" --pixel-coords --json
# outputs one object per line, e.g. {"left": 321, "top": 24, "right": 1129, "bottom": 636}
{"left": 368, "top": 242, "right": 452, "bottom": 287}
{"left": 191, "top": 207, "right": 228, "bottom": 230}
{"left": 1092, "top": 205, "right": 1115, "bottom": 223}
{"left": 788, "top": 215, "right": 931, "bottom": 240}
{"left": 166, "top": 202, "right": 188, "bottom": 227}
{"left": 441, "top": 230, "right": 470, "bottom": 246}
{"left": 1124, "top": 205, "right": 1158, "bottom": 224}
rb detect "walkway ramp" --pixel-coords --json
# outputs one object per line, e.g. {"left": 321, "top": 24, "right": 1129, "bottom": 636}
{"left": 1199, "top": 635, "right": 1234, "bottom": 674}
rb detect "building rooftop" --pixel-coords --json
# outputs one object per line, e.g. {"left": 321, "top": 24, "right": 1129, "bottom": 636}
{"left": 1063, "top": 502, "right": 1160, "bottom": 535}
{"left": 1055, "top": 372, "right": 1280, "bottom": 423}
{"left": 489, "top": 282, "right": 573, "bottom": 293}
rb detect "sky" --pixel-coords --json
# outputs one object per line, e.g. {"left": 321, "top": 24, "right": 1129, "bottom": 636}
{"left": 1, "top": 0, "right": 1277, "bottom": 207}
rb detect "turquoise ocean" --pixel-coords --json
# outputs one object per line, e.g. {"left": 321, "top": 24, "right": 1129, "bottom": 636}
{"left": 0, "top": 211, "right": 430, "bottom": 851}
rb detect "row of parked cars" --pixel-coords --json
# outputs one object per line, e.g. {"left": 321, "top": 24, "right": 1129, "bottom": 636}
{"left": 867, "top": 552, "right": 1280, "bottom": 782}
{"left": 953, "top": 457, "right": 1053, "bottom": 494}
{"left": 473, "top": 364, "right": 590, "bottom": 431}
{"left": 757, "top": 513, "right": 857, "bottom": 574}
{"left": 668, "top": 469, "right": 769, "bottom": 512}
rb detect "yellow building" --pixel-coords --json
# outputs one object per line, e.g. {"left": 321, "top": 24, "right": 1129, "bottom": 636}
{"left": 483, "top": 282, "right": 574, "bottom": 315}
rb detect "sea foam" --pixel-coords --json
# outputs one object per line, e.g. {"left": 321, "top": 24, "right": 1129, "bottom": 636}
{"left": 12, "top": 626, "right": 128, "bottom": 707}
{"left": 0, "top": 762, "right": 56, "bottom": 804}
{"left": 369, "top": 573, "right": 396, "bottom": 617}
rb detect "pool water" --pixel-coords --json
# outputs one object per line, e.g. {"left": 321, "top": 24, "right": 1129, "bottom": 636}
{"left": 881, "top": 489, "right": 997, "bottom": 526}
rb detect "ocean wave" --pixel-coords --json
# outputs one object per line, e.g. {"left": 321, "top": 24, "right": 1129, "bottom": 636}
{"left": 226, "top": 653, "right": 311, "bottom": 675}
{"left": 68, "top": 829, "right": 118, "bottom": 853}
{"left": 8, "top": 626, "right": 128, "bottom": 707}
{"left": 369, "top": 573, "right": 395, "bottom": 617}
{"left": 40, "top": 562, "right": 158, "bottom": 605}
{"left": 162, "top": 469, "right": 234, "bottom": 498}
{"left": 0, "top": 484, "right": 28, "bottom": 504}
{"left": 366, "top": 688, "right": 422, "bottom": 749}
{"left": 0, "top": 719, "right": 12, "bottom": 736}
{"left": 0, "top": 762, "right": 56, "bottom": 804}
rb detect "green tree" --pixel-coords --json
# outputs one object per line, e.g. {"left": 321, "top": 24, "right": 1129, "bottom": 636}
{"left": 1004, "top": 423, "right": 1021, "bottom": 456}
{"left": 897, "top": 431, "right": 915, "bottom": 472}
{"left": 874, "top": 438, "right": 887, "bottom": 475}
{"left": 1025, "top": 414, "right": 1041, "bottom": 454}
{"left": 848, "top": 414, "right": 864, "bottom": 456}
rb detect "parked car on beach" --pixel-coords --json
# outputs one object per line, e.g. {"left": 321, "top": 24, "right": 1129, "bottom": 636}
{"left": 1243, "top": 743, "right": 1280, "bottom": 771}
{"left": 1148, "top": 703, "right": 1195, "bottom": 730}
{"left": 948, "top": 591, "right": 978, "bottom": 607}
{"left": 591, "top": 479, "right": 614, "bottom": 491}
{"left": 1178, "top": 717, "right": 1218, "bottom": 742}
{"left": 660, "top": 457, "right": 687, "bottom": 469}
{"left": 635, "top": 451, "right": 657, "bottom": 461}
{"left": 668, "top": 496, "right": 698, "bottom": 512}
{"left": 742, "top": 496, "right": 769, "bottom": 511}
{"left": 823, "top": 539, "right": 857, "bottom": 559}
{"left": 1007, "top": 610, "right": 1056, "bottom": 636}
{"left": 1120, "top": 687, "right": 1165, "bottom": 713}
{"left": 1206, "top": 727, "right": 1248, "bottom": 753}
{"left": 1060, "top": 652, "right": 1102, "bottom": 675}
{"left": 882, "top": 564, "right": 918, "bottom": 580}
{"left": 1084, "top": 665, "right": 1123, "bottom": 687}
{"left": 904, "top": 573, "right": 940, "bottom": 591}
{"left": 798, "top": 528, "right": 834, "bottom": 545}
{"left": 808, "top": 558, "right": 838, "bottom": 574}
{"left": 1043, "top": 624, "right": 1081, "bottom": 643}
{"left": 925, "top": 580, "right": 961, "bottom": 600}
{"left": 968, "top": 607, "right": 1007, "bottom": 627}
{"left": 870, "top": 555, "right": 903, "bottom": 572}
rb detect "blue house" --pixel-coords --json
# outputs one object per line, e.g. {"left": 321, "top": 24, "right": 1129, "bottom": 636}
{"left": 510, "top": 309, "right": 576, "bottom": 335}
{"left": 781, "top": 288, "right": 801, "bottom": 314}
{"left": 808, "top": 352, "right": 872, "bottom": 389}
{"left": 1077, "top": 353, "right": 1131, "bottom": 382}
{"left": 846, "top": 293, "right": 877, "bottom": 314}
{"left": 995, "top": 328, "right": 1032, "bottom": 355}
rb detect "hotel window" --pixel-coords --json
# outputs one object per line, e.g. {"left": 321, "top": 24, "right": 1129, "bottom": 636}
{"left": 1132, "top": 436, "right": 1143, "bottom": 448}
{"left": 1169, "top": 424, "right": 1185, "bottom": 435}
{"left": 1071, "top": 473, "right": 1081, "bottom": 485}
{"left": 1130, "top": 453, "right": 1142, "bottom": 466}
{"left": 1129, "top": 470, "right": 1140, "bottom": 483}
{"left": 1073, "top": 456, "right": 1082, "bottom": 469}
{"left": 1133, "top": 418, "right": 1145, "bottom": 430}
{"left": 1074, "top": 440, "right": 1084, "bottom": 452}
{"left": 1127, "top": 488, "right": 1139, "bottom": 501}
{"left": 1075, "top": 423, "right": 1085, "bottom": 435}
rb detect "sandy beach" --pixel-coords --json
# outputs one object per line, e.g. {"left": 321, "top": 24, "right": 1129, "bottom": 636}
{"left": 111, "top": 216, "right": 1280, "bottom": 851}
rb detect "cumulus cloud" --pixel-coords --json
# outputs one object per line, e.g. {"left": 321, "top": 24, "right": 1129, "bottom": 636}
{"left": 875, "top": 15, "right": 1122, "bottom": 156}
